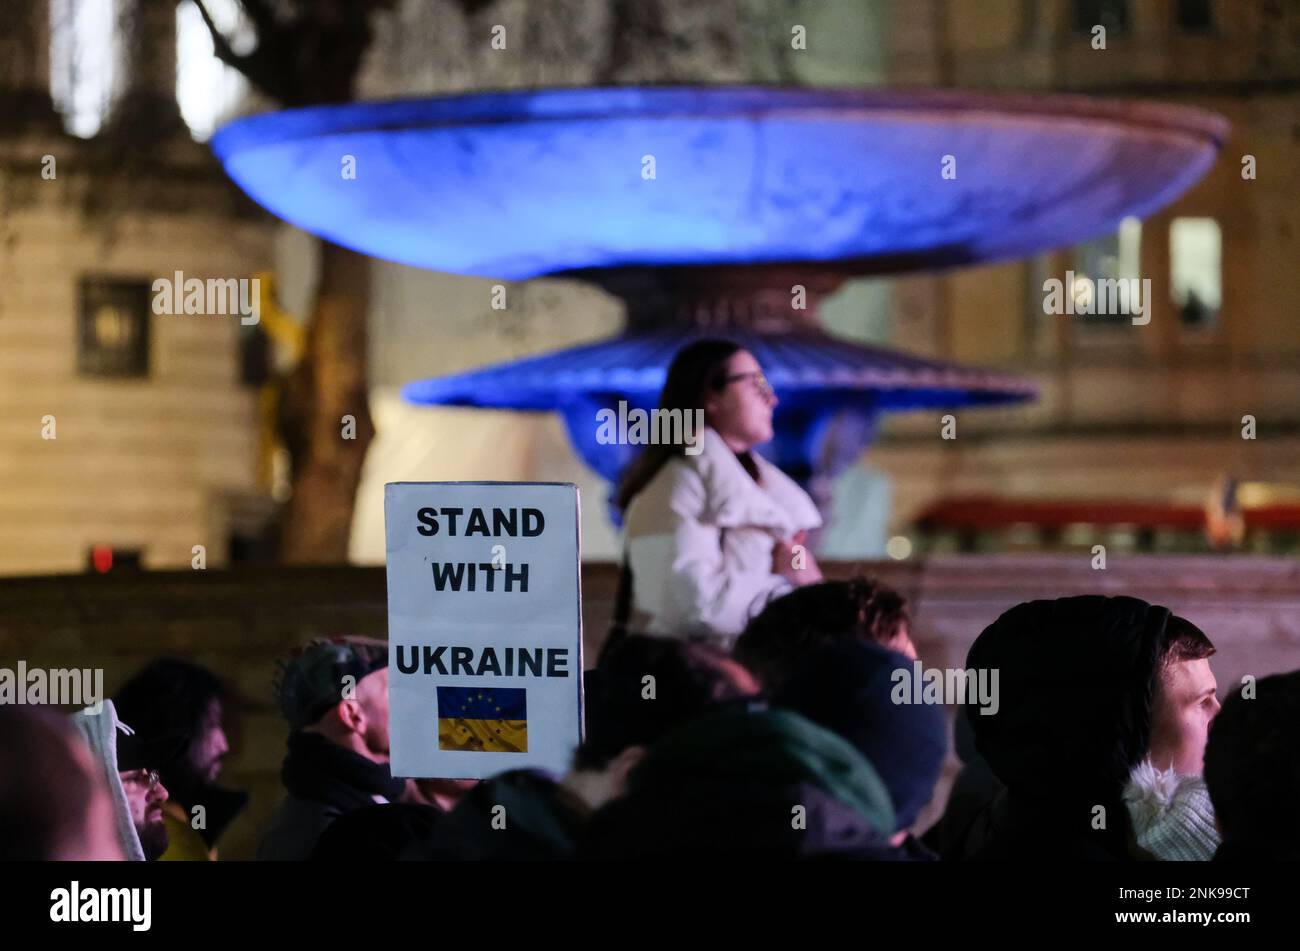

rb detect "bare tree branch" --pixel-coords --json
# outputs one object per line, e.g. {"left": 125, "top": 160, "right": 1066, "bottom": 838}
{"left": 191, "top": 0, "right": 242, "bottom": 68}
{"left": 190, "top": 0, "right": 301, "bottom": 104}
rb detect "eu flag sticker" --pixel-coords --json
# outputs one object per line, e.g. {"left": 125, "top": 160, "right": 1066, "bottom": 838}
{"left": 437, "top": 685, "right": 528, "bottom": 753}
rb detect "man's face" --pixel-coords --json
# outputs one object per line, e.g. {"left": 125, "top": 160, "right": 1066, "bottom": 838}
{"left": 1147, "top": 658, "right": 1220, "bottom": 775}
{"left": 120, "top": 768, "right": 170, "bottom": 860}
{"left": 187, "top": 698, "right": 229, "bottom": 785}
{"left": 356, "top": 667, "right": 390, "bottom": 758}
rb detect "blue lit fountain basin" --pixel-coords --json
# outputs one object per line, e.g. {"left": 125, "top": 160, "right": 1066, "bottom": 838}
{"left": 212, "top": 86, "right": 1227, "bottom": 280}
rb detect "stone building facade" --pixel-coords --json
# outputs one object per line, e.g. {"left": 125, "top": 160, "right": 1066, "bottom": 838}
{"left": 0, "top": 0, "right": 274, "bottom": 575}
{"left": 875, "top": 0, "right": 1300, "bottom": 555}
{"left": 2, "top": 0, "right": 1295, "bottom": 571}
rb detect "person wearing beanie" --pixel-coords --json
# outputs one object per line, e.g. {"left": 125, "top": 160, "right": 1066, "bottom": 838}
{"left": 69, "top": 700, "right": 171, "bottom": 861}
{"left": 579, "top": 707, "right": 906, "bottom": 859}
{"left": 1204, "top": 669, "right": 1300, "bottom": 861}
{"left": 773, "top": 640, "right": 947, "bottom": 858}
{"left": 258, "top": 636, "right": 406, "bottom": 861}
{"left": 947, "top": 596, "right": 1219, "bottom": 861}
{"left": 1123, "top": 759, "right": 1220, "bottom": 860}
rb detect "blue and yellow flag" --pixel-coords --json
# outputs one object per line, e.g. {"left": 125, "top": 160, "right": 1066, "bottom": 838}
{"left": 437, "top": 686, "right": 528, "bottom": 753}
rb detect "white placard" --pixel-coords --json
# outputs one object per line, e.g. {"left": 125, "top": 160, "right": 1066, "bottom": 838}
{"left": 384, "top": 481, "right": 583, "bottom": 778}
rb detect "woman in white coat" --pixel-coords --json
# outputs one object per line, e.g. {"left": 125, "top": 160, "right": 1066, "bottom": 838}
{"left": 615, "top": 340, "right": 824, "bottom": 648}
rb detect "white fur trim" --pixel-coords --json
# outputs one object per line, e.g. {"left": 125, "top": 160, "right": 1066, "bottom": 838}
{"left": 1123, "top": 757, "right": 1220, "bottom": 861}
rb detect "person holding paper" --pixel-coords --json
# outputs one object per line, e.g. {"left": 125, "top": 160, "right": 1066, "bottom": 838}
{"left": 615, "top": 339, "right": 823, "bottom": 648}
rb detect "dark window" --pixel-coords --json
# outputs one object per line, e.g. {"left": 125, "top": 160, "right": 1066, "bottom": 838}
{"left": 1074, "top": 0, "right": 1130, "bottom": 34}
{"left": 228, "top": 526, "right": 278, "bottom": 564}
{"left": 78, "top": 278, "right": 150, "bottom": 378}
{"left": 87, "top": 546, "right": 143, "bottom": 574}
{"left": 1176, "top": 0, "right": 1214, "bottom": 32}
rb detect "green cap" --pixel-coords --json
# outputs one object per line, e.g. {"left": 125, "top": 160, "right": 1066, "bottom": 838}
{"left": 275, "top": 636, "right": 388, "bottom": 731}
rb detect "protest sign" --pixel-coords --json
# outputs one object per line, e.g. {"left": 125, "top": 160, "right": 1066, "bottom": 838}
{"left": 384, "top": 482, "right": 583, "bottom": 778}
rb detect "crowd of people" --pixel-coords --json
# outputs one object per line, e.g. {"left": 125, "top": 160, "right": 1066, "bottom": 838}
{"left": 2, "top": 341, "right": 1296, "bottom": 861}
{"left": 2, "top": 579, "right": 1298, "bottom": 862}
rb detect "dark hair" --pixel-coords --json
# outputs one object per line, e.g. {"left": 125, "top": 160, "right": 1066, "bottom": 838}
{"left": 1203, "top": 670, "right": 1300, "bottom": 852}
{"left": 734, "top": 577, "right": 911, "bottom": 690}
{"left": 0, "top": 706, "right": 97, "bottom": 860}
{"left": 575, "top": 634, "right": 759, "bottom": 771}
{"left": 1158, "top": 615, "right": 1216, "bottom": 676}
{"left": 114, "top": 658, "right": 229, "bottom": 788}
{"left": 614, "top": 338, "right": 743, "bottom": 511}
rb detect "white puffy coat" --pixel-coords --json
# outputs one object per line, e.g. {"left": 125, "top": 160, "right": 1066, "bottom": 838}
{"left": 622, "top": 426, "right": 822, "bottom": 646}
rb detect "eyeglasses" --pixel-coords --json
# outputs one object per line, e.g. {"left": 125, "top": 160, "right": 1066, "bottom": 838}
{"left": 720, "top": 371, "right": 774, "bottom": 398}
{"left": 123, "top": 768, "right": 160, "bottom": 791}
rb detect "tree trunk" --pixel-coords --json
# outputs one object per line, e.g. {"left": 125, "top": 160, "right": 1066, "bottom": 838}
{"left": 278, "top": 241, "right": 374, "bottom": 562}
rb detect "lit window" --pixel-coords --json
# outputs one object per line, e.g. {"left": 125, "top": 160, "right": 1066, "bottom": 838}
{"left": 1169, "top": 218, "right": 1221, "bottom": 329}
{"left": 49, "top": 0, "right": 117, "bottom": 138}
{"left": 1071, "top": 216, "right": 1143, "bottom": 328}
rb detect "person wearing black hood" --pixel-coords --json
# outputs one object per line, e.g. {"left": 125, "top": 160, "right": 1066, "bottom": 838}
{"left": 948, "top": 595, "right": 1219, "bottom": 861}
{"left": 259, "top": 637, "right": 407, "bottom": 861}
{"left": 114, "top": 659, "right": 248, "bottom": 861}
{"left": 1204, "top": 670, "right": 1300, "bottom": 861}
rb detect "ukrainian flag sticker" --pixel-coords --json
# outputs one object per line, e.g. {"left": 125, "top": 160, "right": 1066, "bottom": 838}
{"left": 436, "top": 685, "right": 528, "bottom": 753}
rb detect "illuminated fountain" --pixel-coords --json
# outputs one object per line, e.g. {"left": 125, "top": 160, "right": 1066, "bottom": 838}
{"left": 212, "top": 86, "right": 1226, "bottom": 517}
